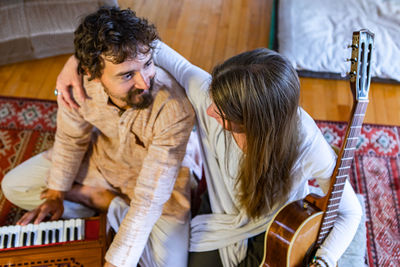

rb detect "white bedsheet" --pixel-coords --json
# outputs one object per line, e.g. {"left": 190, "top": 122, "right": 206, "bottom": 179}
{"left": 278, "top": 0, "right": 400, "bottom": 82}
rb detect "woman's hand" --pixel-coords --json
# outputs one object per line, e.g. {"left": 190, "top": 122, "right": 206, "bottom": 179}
{"left": 309, "top": 256, "right": 330, "bottom": 267}
{"left": 55, "top": 55, "right": 87, "bottom": 109}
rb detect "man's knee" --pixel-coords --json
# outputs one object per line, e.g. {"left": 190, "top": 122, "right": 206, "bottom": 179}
{"left": 1, "top": 170, "right": 18, "bottom": 202}
{"left": 1, "top": 167, "right": 46, "bottom": 210}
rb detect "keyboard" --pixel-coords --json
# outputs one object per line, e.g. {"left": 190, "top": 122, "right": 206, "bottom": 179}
{"left": 0, "top": 216, "right": 107, "bottom": 266}
{"left": 0, "top": 218, "right": 85, "bottom": 249}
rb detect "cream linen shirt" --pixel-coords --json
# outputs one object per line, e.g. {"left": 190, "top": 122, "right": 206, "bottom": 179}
{"left": 47, "top": 66, "right": 195, "bottom": 266}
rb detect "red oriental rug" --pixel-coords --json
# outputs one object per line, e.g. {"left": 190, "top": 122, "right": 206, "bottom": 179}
{"left": 0, "top": 96, "right": 399, "bottom": 266}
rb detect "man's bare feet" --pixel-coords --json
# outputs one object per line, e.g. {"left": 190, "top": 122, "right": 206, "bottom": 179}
{"left": 65, "top": 184, "right": 118, "bottom": 212}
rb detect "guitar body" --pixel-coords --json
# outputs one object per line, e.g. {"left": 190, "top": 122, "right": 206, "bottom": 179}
{"left": 261, "top": 198, "right": 323, "bottom": 267}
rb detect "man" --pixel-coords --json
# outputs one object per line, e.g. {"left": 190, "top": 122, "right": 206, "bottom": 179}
{"left": 1, "top": 7, "right": 195, "bottom": 267}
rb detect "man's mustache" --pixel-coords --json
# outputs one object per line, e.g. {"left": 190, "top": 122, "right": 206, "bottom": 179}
{"left": 130, "top": 77, "right": 154, "bottom": 95}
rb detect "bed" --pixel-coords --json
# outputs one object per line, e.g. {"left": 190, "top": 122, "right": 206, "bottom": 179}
{"left": 275, "top": 0, "right": 400, "bottom": 83}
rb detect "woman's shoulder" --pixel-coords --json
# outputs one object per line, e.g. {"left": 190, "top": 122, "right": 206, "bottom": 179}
{"left": 153, "top": 66, "right": 185, "bottom": 96}
{"left": 297, "top": 108, "right": 322, "bottom": 142}
{"left": 298, "top": 108, "right": 332, "bottom": 154}
{"left": 296, "top": 107, "right": 337, "bottom": 177}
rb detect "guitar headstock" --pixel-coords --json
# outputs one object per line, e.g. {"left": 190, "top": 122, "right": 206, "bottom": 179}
{"left": 348, "top": 29, "right": 374, "bottom": 101}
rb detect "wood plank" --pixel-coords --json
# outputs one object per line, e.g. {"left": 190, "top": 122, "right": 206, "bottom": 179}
{"left": 212, "top": 0, "right": 233, "bottom": 67}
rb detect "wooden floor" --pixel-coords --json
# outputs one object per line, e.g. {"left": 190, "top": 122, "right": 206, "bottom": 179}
{"left": 0, "top": 0, "right": 399, "bottom": 125}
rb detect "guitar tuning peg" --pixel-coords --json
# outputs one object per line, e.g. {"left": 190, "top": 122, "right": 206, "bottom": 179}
{"left": 349, "top": 71, "right": 357, "bottom": 77}
{"left": 346, "top": 58, "right": 358, "bottom": 63}
{"left": 341, "top": 71, "right": 356, "bottom": 78}
{"left": 347, "top": 44, "right": 359, "bottom": 50}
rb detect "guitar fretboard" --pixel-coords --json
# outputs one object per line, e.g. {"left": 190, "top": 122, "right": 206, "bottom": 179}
{"left": 317, "top": 100, "right": 368, "bottom": 245}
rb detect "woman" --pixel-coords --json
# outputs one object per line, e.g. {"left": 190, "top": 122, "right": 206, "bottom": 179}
{"left": 56, "top": 42, "right": 362, "bottom": 267}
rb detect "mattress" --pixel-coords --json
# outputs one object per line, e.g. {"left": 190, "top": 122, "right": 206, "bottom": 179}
{"left": 277, "top": 0, "right": 400, "bottom": 82}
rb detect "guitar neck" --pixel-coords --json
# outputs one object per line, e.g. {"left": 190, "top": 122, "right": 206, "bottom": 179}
{"left": 316, "top": 100, "right": 368, "bottom": 245}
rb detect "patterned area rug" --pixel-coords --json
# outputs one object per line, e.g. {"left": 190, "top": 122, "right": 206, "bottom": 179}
{"left": 317, "top": 121, "right": 400, "bottom": 266}
{"left": 0, "top": 96, "right": 399, "bottom": 266}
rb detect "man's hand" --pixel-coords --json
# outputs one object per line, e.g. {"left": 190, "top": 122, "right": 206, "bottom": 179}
{"left": 56, "top": 55, "right": 87, "bottom": 109}
{"left": 17, "top": 189, "right": 65, "bottom": 225}
{"left": 104, "top": 261, "right": 117, "bottom": 267}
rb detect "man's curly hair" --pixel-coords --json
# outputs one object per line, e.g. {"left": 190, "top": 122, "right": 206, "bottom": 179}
{"left": 74, "top": 7, "right": 158, "bottom": 80}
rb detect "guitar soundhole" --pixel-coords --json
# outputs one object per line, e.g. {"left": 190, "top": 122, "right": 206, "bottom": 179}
{"left": 302, "top": 243, "right": 317, "bottom": 267}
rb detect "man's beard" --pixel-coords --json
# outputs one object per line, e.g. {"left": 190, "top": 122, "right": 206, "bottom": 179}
{"left": 104, "top": 77, "right": 155, "bottom": 109}
{"left": 126, "top": 77, "right": 154, "bottom": 109}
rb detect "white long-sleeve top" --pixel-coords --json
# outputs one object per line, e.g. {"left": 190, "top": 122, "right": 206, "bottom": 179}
{"left": 153, "top": 41, "right": 362, "bottom": 267}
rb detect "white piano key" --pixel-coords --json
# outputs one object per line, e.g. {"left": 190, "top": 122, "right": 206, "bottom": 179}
{"left": 64, "top": 219, "right": 73, "bottom": 242}
{"left": 32, "top": 224, "right": 40, "bottom": 245}
{"left": 26, "top": 224, "right": 33, "bottom": 246}
{"left": 5, "top": 226, "right": 13, "bottom": 248}
{"left": 75, "top": 218, "right": 85, "bottom": 241}
{"left": 8, "top": 226, "right": 15, "bottom": 248}
{"left": 38, "top": 223, "right": 48, "bottom": 245}
{"left": 69, "top": 219, "right": 76, "bottom": 241}
{"left": 63, "top": 220, "right": 68, "bottom": 242}
{"left": 0, "top": 227, "right": 6, "bottom": 249}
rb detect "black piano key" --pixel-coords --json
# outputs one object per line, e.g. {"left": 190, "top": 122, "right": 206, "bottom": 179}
{"left": 47, "top": 230, "right": 53, "bottom": 244}
{"left": 23, "top": 232, "right": 28, "bottom": 246}
{"left": 11, "top": 233, "right": 16, "bottom": 248}
{"left": 41, "top": 230, "right": 46, "bottom": 245}
{"left": 55, "top": 229, "right": 60, "bottom": 243}
{"left": 3, "top": 234, "right": 8, "bottom": 248}
{"left": 30, "top": 232, "right": 35, "bottom": 245}
{"left": 66, "top": 228, "right": 70, "bottom": 242}
{"left": 74, "top": 227, "right": 78, "bottom": 241}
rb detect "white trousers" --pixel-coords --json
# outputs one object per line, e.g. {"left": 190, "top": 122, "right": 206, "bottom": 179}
{"left": 1, "top": 152, "right": 189, "bottom": 267}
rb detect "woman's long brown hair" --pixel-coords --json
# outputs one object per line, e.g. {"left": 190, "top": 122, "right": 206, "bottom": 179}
{"left": 210, "top": 48, "right": 301, "bottom": 219}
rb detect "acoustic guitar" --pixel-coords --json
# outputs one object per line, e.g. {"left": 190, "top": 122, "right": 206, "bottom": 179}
{"left": 260, "top": 29, "right": 374, "bottom": 267}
